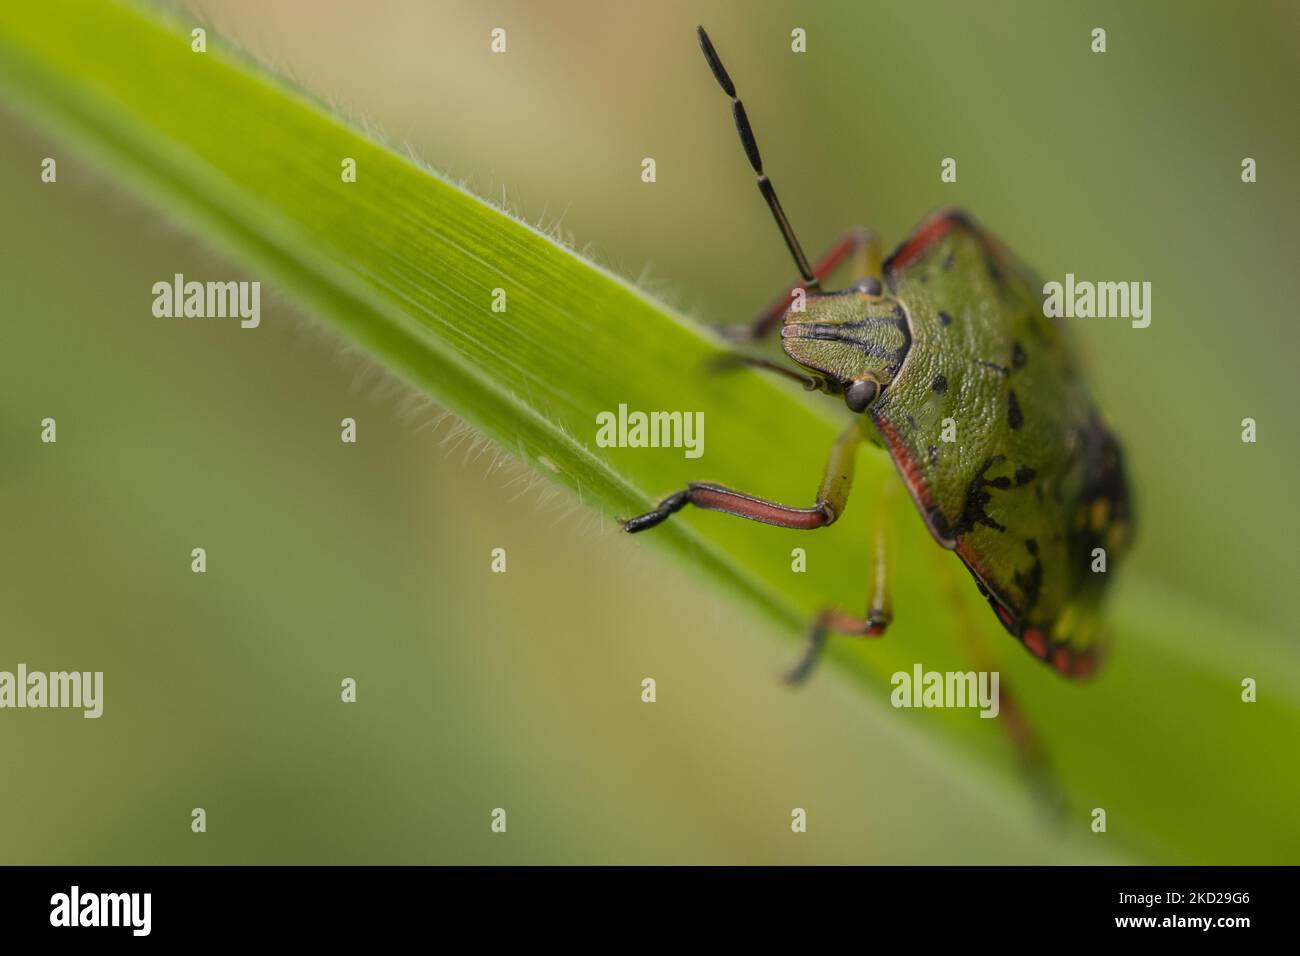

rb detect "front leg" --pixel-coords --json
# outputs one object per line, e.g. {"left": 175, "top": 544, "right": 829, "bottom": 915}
{"left": 620, "top": 424, "right": 862, "bottom": 533}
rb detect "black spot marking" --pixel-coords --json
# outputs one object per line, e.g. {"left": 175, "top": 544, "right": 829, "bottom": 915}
{"left": 942, "top": 253, "right": 955, "bottom": 272}
{"left": 906, "top": 414, "right": 918, "bottom": 431}
{"left": 1065, "top": 412, "right": 1133, "bottom": 584}
{"left": 928, "top": 506, "right": 953, "bottom": 541}
{"left": 938, "top": 310, "right": 952, "bottom": 326}
{"left": 1014, "top": 551, "right": 1044, "bottom": 612}
{"left": 1012, "top": 342, "right": 1027, "bottom": 369}
{"left": 977, "top": 360, "right": 1010, "bottom": 376}
{"left": 932, "top": 374, "right": 948, "bottom": 394}
{"left": 951, "top": 456, "right": 1009, "bottom": 536}
{"left": 1007, "top": 389, "right": 1023, "bottom": 429}
{"left": 1025, "top": 538, "right": 1039, "bottom": 557}
{"left": 928, "top": 445, "right": 939, "bottom": 465}
{"left": 1014, "top": 465, "right": 1037, "bottom": 486}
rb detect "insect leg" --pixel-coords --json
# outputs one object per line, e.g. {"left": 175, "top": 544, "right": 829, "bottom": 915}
{"left": 620, "top": 423, "right": 861, "bottom": 533}
{"left": 785, "top": 478, "right": 897, "bottom": 685}
{"left": 927, "top": 549, "right": 1063, "bottom": 818}
{"left": 723, "top": 228, "right": 883, "bottom": 343}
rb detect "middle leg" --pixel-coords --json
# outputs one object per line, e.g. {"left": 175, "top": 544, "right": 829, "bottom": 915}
{"left": 785, "top": 477, "right": 898, "bottom": 684}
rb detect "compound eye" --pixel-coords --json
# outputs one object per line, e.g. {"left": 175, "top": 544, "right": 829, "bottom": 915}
{"left": 844, "top": 378, "right": 879, "bottom": 413}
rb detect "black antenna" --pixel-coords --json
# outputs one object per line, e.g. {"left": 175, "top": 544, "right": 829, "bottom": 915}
{"left": 697, "top": 25, "right": 819, "bottom": 290}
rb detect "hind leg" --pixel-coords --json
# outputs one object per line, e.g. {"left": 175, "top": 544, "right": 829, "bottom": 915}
{"left": 928, "top": 549, "right": 1063, "bottom": 816}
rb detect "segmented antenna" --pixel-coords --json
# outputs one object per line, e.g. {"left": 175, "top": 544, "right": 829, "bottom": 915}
{"left": 696, "top": 25, "right": 819, "bottom": 289}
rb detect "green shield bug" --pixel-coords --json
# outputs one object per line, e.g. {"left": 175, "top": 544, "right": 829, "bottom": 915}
{"left": 623, "top": 27, "right": 1133, "bottom": 685}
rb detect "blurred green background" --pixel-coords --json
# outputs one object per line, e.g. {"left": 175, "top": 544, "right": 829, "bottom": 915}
{"left": 2, "top": 0, "right": 1297, "bottom": 863}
